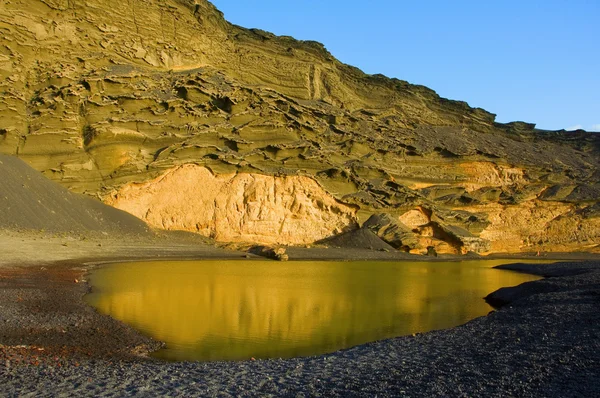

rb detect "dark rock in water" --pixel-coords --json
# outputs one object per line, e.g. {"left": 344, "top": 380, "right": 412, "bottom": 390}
{"left": 485, "top": 280, "right": 560, "bottom": 308}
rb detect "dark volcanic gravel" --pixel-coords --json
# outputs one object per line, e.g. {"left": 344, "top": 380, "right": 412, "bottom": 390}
{"left": 1, "top": 261, "right": 600, "bottom": 397}
{"left": 0, "top": 265, "right": 163, "bottom": 361}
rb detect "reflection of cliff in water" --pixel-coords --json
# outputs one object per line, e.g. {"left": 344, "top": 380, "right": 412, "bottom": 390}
{"left": 85, "top": 260, "right": 541, "bottom": 361}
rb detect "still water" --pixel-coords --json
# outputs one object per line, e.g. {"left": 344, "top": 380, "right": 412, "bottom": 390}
{"left": 85, "top": 259, "right": 542, "bottom": 362}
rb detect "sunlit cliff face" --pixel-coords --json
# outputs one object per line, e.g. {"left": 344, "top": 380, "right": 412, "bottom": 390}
{"left": 85, "top": 260, "right": 541, "bottom": 361}
{"left": 104, "top": 165, "right": 358, "bottom": 245}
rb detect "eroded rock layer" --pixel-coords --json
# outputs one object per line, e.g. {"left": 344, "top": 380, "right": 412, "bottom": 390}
{"left": 105, "top": 165, "right": 357, "bottom": 245}
{"left": 0, "top": 0, "right": 598, "bottom": 252}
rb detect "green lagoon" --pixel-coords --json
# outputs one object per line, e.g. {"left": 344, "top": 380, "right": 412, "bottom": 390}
{"left": 85, "top": 259, "right": 542, "bottom": 362}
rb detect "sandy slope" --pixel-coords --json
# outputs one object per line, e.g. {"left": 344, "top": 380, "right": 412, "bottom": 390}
{"left": 0, "top": 154, "right": 149, "bottom": 234}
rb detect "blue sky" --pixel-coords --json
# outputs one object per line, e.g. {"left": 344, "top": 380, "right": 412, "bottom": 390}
{"left": 210, "top": 0, "right": 599, "bottom": 132}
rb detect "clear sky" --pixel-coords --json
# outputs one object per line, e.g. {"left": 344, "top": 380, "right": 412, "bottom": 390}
{"left": 210, "top": 0, "right": 599, "bottom": 132}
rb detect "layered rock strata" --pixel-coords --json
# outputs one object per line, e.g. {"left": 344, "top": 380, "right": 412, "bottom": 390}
{"left": 0, "top": 0, "right": 598, "bottom": 253}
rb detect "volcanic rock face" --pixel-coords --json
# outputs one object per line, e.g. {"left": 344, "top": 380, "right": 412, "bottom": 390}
{"left": 105, "top": 164, "right": 358, "bottom": 245}
{"left": 0, "top": 0, "right": 598, "bottom": 252}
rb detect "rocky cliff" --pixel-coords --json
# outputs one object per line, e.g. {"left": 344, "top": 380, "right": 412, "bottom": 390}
{"left": 1, "top": 0, "right": 598, "bottom": 253}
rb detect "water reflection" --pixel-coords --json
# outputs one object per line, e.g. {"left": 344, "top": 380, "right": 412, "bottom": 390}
{"left": 85, "top": 260, "right": 541, "bottom": 361}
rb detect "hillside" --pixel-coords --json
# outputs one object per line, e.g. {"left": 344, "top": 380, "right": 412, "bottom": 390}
{"left": 0, "top": 0, "right": 598, "bottom": 254}
{"left": 0, "top": 154, "right": 149, "bottom": 234}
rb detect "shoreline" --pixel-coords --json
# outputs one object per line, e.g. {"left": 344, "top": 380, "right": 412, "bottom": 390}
{"left": 1, "top": 232, "right": 599, "bottom": 396}
{"left": 2, "top": 228, "right": 597, "bottom": 270}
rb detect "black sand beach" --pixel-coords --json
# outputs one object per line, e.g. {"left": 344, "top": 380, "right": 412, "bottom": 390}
{"left": 1, "top": 243, "right": 599, "bottom": 397}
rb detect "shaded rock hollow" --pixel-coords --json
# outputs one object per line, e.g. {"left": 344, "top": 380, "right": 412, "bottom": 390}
{"left": 0, "top": 0, "right": 598, "bottom": 253}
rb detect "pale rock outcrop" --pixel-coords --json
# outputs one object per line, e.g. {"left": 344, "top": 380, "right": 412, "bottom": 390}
{"left": 105, "top": 165, "right": 358, "bottom": 245}
{"left": 463, "top": 201, "right": 600, "bottom": 253}
{"left": 459, "top": 162, "right": 526, "bottom": 191}
{"left": 398, "top": 208, "right": 430, "bottom": 229}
